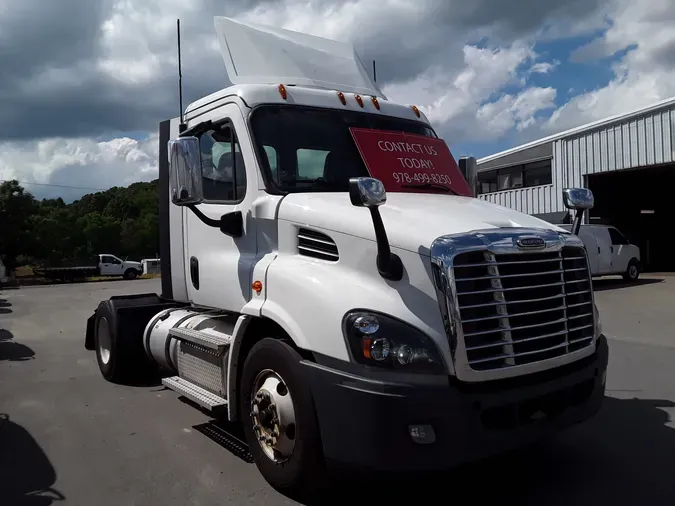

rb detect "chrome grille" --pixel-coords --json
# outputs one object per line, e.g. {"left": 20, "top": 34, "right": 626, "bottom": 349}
{"left": 453, "top": 246, "right": 594, "bottom": 372}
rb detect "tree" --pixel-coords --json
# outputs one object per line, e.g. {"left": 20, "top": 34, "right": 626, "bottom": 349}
{"left": 0, "top": 179, "right": 160, "bottom": 271}
{"left": 0, "top": 180, "right": 36, "bottom": 273}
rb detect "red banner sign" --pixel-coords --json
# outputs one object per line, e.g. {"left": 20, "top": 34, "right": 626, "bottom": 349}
{"left": 349, "top": 128, "right": 473, "bottom": 196}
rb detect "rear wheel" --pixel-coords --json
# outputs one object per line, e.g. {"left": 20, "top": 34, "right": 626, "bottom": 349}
{"left": 94, "top": 300, "right": 153, "bottom": 383}
{"left": 240, "top": 338, "right": 325, "bottom": 494}
{"left": 623, "top": 259, "right": 640, "bottom": 282}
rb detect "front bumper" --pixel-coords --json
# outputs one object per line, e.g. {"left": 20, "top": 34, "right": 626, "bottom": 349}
{"left": 302, "top": 334, "right": 608, "bottom": 472}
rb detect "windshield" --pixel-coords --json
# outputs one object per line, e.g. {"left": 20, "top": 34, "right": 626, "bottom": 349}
{"left": 250, "top": 105, "right": 436, "bottom": 193}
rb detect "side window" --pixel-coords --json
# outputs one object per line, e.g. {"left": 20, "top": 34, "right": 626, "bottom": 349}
{"left": 608, "top": 228, "right": 628, "bottom": 245}
{"left": 101, "top": 256, "right": 113, "bottom": 264}
{"left": 111, "top": 257, "right": 122, "bottom": 265}
{"left": 199, "top": 124, "right": 247, "bottom": 202}
{"left": 263, "top": 145, "right": 278, "bottom": 179}
{"left": 297, "top": 149, "right": 330, "bottom": 180}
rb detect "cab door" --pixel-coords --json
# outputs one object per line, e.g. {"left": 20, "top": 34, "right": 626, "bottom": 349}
{"left": 184, "top": 103, "right": 258, "bottom": 312}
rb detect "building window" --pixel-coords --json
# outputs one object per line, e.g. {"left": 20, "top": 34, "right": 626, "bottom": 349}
{"left": 523, "top": 159, "right": 553, "bottom": 187}
{"left": 477, "top": 159, "right": 552, "bottom": 194}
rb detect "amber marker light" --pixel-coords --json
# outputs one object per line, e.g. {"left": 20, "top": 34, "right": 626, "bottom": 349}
{"left": 354, "top": 94, "right": 364, "bottom": 108}
{"left": 252, "top": 280, "right": 263, "bottom": 295}
{"left": 278, "top": 84, "right": 288, "bottom": 100}
{"left": 337, "top": 91, "right": 347, "bottom": 105}
{"left": 411, "top": 105, "right": 421, "bottom": 117}
{"left": 371, "top": 96, "right": 380, "bottom": 110}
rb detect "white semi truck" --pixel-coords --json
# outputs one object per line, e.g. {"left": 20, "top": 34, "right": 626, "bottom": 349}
{"left": 85, "top": 18, "right": 608, "bottom": 493}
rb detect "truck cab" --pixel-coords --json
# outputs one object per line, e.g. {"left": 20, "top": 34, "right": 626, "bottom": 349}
{"left": 85, "top": 17, "right": 608, "bottom": 493}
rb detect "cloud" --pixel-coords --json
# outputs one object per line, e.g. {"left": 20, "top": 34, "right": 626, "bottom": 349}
{"left": 0, "top": 0, "right": 608, "bottom": 141}
{"left": 2, "top": 0, "right": 668, "bottom": 197}
{"left": 544, "top": 0, "right": 675, "bottom": 133}
{"left": 382, "top": 43, "right": 556, "bottom": 142}
{"left": 0, "top": 135, "right": 158, "bottom": 201}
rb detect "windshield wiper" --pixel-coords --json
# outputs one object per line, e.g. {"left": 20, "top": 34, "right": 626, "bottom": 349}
{"left": 402, "top": 182, "right": 459, "bottom": 196}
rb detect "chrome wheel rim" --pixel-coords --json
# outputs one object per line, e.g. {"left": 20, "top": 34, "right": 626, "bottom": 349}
{"left": 250, "top": 369, "right": 296, "bottom": 463}
{"left": 97, "top": 317, "right": 112, "bottom": 365}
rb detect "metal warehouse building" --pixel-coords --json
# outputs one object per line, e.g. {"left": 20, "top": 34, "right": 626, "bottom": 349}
{"left": 476, "top": 96, "right": 675, "bottom": 272}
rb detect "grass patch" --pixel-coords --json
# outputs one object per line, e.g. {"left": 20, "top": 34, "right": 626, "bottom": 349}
{"left": 15, "top": 266, "right": 35, "bottom": 278}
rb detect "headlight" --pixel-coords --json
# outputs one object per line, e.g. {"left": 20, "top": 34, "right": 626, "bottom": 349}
{"left": 593, "top": 303, "right": 603, "bottom": 338}
{"left": 342, "top": 311, "right": 445, "bottom": 374}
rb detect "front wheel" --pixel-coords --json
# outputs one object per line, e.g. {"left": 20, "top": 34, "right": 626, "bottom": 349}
{"left": 240, "top": 338, "right": 325, "bottom": 494}
{"left": 623, "top": 259, "right": 640, "bottom": 282}
{"left": 123, "top": 269, "right": 138, "bottom": 280}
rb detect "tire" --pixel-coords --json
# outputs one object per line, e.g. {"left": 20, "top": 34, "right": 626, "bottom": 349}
{"left": 93, "top": 300, "right": 151, "bottom": 383}
{"left": 240, "top": 338, "right": 325, "bottom": 495}
{"left": 623, "top": 259, "right": 640, "bottom": 282}
{"left": 123, "top": 269, "right": 138, "bottom": 280}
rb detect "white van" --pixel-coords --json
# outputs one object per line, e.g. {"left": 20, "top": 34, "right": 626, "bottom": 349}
{"left": 560, "top": 224, "right": 641, "bottom": 281}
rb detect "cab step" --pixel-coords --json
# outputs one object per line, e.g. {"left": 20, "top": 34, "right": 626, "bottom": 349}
{"left": 162, "top": 376, "right": 228, "bottom": 412}
{"left": 169, "top": 327, "right": 231, "bottom": 354}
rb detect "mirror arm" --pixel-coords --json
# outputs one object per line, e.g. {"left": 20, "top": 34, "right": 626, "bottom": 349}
{"left": 368, "top": 207, "right": 403, "bottom": 281}
{"left": 572, "top": 209, "right": 585, "bottom": 236}
{"left": 187, "top": 204, "right": 222, "bottom": 228}
{"left": 186, "top": 205, "right": 243, "bottom": 238}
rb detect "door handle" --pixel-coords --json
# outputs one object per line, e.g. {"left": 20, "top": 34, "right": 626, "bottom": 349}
{"left": 190, "top": 256, "right": 199, "bottom": 290}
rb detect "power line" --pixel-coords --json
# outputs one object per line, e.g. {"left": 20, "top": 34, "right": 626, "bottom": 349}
{"left": 0, "top": 180, "right": 108, "bottom": 192}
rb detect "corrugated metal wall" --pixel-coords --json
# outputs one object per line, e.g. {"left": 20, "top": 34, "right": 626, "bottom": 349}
{"left": 479, "top": 184, "right": 556, "bottom": 214}
{"left": 479, "top": 105, "right": 675, "bottom": 214}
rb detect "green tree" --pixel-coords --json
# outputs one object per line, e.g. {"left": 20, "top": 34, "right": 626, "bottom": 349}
{"left": 1, "top": 179, "right": 160, "bottom": 270}
{"left": 0, "top": 180, "right": 36, "bottom": 273}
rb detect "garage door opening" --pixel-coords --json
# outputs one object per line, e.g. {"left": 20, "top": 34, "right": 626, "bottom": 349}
{"left": 587, "top": 164, "right": 675, "bottom": 272}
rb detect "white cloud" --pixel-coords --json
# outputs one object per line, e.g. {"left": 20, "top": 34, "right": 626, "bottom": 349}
{"left": 0, "top": 135, "right": 157, "bottom": 200}
{"left": 544, "top": 0, "right": 675, "bottom": 132}
{"left": 530, "top": 61, "right": 558, "bottom": 74}
{"left": 383, "top": 43, "right": 556, "bottom": 142}
{"left": 4, "top": 0, "right": 675, "bottom": 196}
{"left": 478, "top": 86, "right": 557, "bottom": 135}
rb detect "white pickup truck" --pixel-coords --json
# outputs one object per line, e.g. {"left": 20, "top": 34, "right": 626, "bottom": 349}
{"left": 35, "top": 254, "right": 143, "bottom": 282}
{"left": 84, "top": 17, "right": 608, "bottom": 493}
{"left": 560, "top": 224, "right": 641, "bottom": 281}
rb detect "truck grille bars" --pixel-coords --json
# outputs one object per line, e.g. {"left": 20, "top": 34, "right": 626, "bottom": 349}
{"left": 431, "top": 229, "right": 597, "bottom": 381}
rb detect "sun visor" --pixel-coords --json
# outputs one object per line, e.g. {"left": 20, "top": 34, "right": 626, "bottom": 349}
{"left": 213, "top": 17, "right": 386, "bottom": 99}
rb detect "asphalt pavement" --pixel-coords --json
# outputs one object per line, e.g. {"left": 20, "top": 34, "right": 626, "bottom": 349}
{"left": 1, "top": 277, "right": 674, "bottom": 505}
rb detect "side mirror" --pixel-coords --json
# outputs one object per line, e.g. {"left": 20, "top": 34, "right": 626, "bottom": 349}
{"left": 349, "top": 177, "right": 402, "bottom": 281}
{"left": 349, "top": 177, "right": 386, "bottom": 207}
{"left": 459, "top": 156, "right": 478, "bottom": 197}
{"left": 562, "top": 188, "right": 594, "bottom": 211}
{"left": 562, "top": 187, "right": 594, "bottom": 236}
{"left": 168, "top": 137, "right": 203, "bottom": 206}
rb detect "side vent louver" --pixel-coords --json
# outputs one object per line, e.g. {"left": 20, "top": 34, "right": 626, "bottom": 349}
{"left": 298, "top": 228, "right": 339, "bottom": 262}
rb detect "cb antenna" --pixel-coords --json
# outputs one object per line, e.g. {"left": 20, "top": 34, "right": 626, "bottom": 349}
{"left": 177, "top": 19, "right": 186, "bottom": 133}
{"left": 373, "top": 60, "right": 377, "bottom": 83}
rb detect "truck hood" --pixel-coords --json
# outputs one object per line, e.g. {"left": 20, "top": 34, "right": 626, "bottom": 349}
{"left": 278, "top": 192, "right": 565, "bottom": 254}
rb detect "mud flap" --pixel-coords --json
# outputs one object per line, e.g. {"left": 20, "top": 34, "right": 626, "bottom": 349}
{"left": 85, "top": 312, "right": 96, "bottom": 350}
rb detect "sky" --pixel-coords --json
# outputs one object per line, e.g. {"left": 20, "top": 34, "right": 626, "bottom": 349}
{"left": 1, "top": 0, "right": 675, "bottom": 201}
